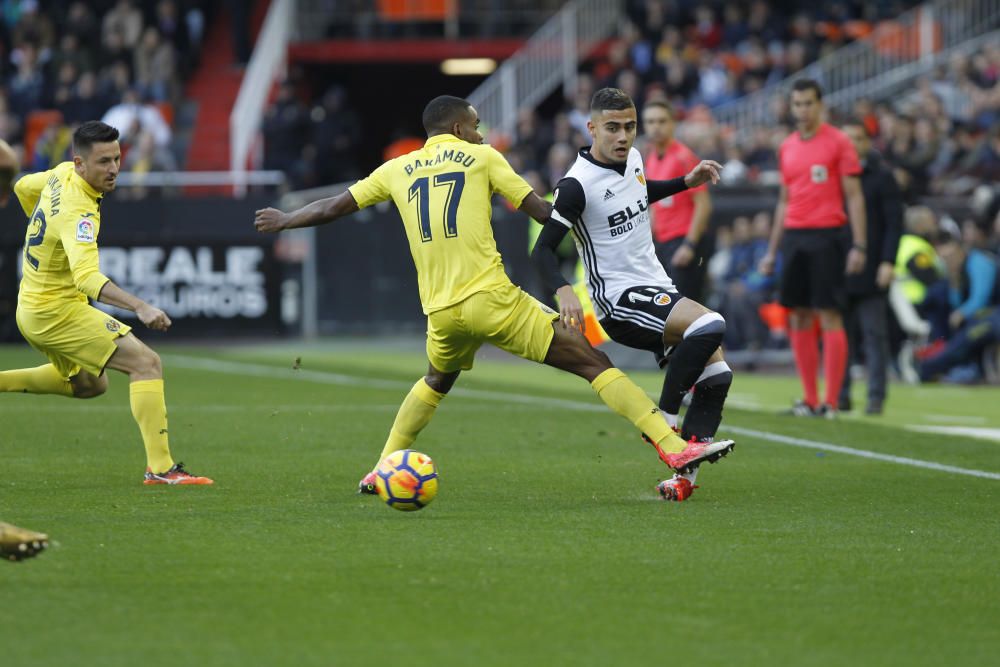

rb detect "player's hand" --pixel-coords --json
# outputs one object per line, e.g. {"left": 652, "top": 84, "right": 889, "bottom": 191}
{"left": 758, "top": 252, "right": 776, "bottom": 277}
{"left": 671, "top": 242, "right": 695, "bottom": 268}
{"left": 846, "top": 247, "right": 866, "bottom": 274}
{"left": 876, "top": 261, "right": 895, "bottom": 289}
{"left": 0, "top": 522, "right": 49, "bottom": 562}
{"left": 684, "top": 160, "right": 723, "bottom": 188}
{"left": 137, "top": 303, "right": 171, "bottom": 331}
{"left": 255, "top": 207, "right": 289, "bottom": 233}
{"left": 555, "top": 285, "right": 585, "bottom": 333}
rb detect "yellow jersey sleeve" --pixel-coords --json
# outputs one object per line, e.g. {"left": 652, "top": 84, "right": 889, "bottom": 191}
{"left": 58, "top": 214, "right": 109, "bottom": 300}
{"left": 348, "top": 161, "right": 394, "bottom": 209}
{"left": 14, "top": 169, "right": 50, "bottom": 217}
{"left": 486, "top": 146, "right": 532, "bottom": 208}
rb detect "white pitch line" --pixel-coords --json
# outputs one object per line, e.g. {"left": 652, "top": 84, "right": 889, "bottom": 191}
{"left": 725, "top": 426, "right": 1000, "bottom": 481}
{"left": 166, "top": 355, "right": 1000, "bottom": 481}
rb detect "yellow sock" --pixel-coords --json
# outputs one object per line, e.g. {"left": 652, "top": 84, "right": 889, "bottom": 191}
{"left": 129, "top": 379, "right": 174, "bottom": 474}
{"left": 377, "top": 379, "right": 446, "bottom": 465}
{"left": 590, "top": 368, "right": 686, "bottom": 454}
{"left": 0, "top": 364, "right": 73, "bottom": 396}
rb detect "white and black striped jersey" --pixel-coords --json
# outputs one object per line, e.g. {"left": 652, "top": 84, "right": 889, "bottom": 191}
{"left": 551, "top": 146, "right": 676, "bottom": 322}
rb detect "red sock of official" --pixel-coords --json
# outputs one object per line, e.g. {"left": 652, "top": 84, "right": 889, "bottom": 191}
{"left": 822, "top": 328, "right": 848, "bottom": 408}
{"left": 789, "top": 327, "right": 819, "bottom": 408}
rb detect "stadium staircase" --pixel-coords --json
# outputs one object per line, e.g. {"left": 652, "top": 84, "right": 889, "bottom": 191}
{"left": 185, "top": 1, "right": 271, "bottom": 176}
{"left": 467, "top": 0, "right": 624, "bottom": 144}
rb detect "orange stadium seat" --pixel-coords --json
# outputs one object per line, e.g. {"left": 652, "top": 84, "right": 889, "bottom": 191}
{"left": 24, "top": 109, "right": 64, "bottom": 163}
{"left": 378, "top": 0, "right": 454, "bottom": 21}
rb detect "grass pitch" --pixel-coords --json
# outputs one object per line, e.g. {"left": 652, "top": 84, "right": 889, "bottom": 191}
{"left": 2, "top": 341, "right": 999, "bottom": 666}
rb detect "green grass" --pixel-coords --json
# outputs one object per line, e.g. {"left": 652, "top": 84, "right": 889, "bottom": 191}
{"left": 2, "top": 341, "right": 999, "bottom": 666}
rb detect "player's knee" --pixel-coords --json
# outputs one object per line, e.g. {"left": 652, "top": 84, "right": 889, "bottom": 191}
{"left": 424, "top": 370, "right": 458, "bottom": 394}
{"left": 138, "top": 349, "right": 163, "bottom": 378}
{"left": 683, "top": 311, "right": 726, "bottom": 343}
{"left": 73, "top": 374, "right": 108, "bottom": 399}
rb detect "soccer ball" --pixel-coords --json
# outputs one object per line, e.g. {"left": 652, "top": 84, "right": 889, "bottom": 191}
{"left": 375, "top": 449, "right": 438, "bottom": 511}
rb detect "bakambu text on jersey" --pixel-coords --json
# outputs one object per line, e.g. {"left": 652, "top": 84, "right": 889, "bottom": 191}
{"left": 403, "top": 149, "right": 477, "bottom": 176}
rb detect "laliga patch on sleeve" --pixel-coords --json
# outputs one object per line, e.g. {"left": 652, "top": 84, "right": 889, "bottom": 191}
{"left": 76, "top": 219, "right": 96, "bottom": 242}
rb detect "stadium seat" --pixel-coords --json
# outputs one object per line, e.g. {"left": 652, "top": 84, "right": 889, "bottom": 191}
{"left": 24, "top": 110, "right": 64, "bottom": 164}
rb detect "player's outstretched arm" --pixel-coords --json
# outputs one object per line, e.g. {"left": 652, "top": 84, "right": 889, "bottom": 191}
{"left": 684, "top": 159, "right": 723, "bottom": 188}
{"left": 255, "top": 191, "right": 360, "bottom": 233}
{"left": 97, "top": 281, "right": 172, "bottom": 331}
{"left": 518, "top": 191, "right": 552, "bottom": 224}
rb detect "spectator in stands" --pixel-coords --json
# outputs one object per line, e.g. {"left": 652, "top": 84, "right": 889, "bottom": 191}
{"left": 262, "top": 81, "right": 312, "bottom": 188}
{"left": 310, "top": 85, "right": 362, "bottom": 185}
{"left": 133, "top": 26, "right": 175, "bottom": 102}
{"left": 918, "top": 233, "right": 1000, "bottom": 383}
{"left": 120, "top": 129, "right": 176, "bottom": 199}
{"left": 99, "top": 28, "right": 133, "bottom": 74}
{"left": 102, "top": 0, "right": 143, "bottom": 50}
{"left": 65, "top": 71, "right": 109, "bottom": 125}
{"left": 155, "top": 0, "right": 193, "bottom": 74}
{"left": 838, "top": 118, "right": 904, "bottom": 414}
{"left": 721, "top": 215, "right": 773, "bottom": 355}
{"left": 883, "top": 115, "right": 934, "bottom": 200}
{"left": 7, "top": 41, "right": 44, "bottom": 117}
{"left": 101, "top": 86, "right": 171, "bottom": 151}
{"left": 50, "top": 33, "right": 94, "bottom": 79}
{"left": 11, "top": 0, "right": 54, "bottom": 52}
{"left": 63, "top": 1, "right": 99, "bottom": 45}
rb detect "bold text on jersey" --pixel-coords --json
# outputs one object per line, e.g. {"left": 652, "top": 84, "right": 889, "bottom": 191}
{"left": 403, "top": 150, "right": 476, "bottom": 176}
{"left": 607, "top": 198, "right": 648, "bottom": 237}
{"left": 46, "top": 172, "right": 62, "bottom": 215}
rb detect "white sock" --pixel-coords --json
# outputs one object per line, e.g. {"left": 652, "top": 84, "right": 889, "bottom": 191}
{"left": 661, "top": 410, "right": 679, "bottom": 430}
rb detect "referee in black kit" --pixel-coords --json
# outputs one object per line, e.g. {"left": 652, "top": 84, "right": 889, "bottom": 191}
{"left": 838, "top": 118, "right": 903, "bottom": 415}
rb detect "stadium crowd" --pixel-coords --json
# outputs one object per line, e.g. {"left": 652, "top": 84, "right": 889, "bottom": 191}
{"left": 0, "top": 0, "right": 207, "bottom": 189}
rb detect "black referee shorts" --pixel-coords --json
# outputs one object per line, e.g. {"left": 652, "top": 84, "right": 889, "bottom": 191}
{"left": 778, "top": 227, "right": 849, "bottom": 310}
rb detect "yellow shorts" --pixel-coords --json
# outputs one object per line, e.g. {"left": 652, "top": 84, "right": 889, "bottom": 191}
{"left": 16, "top": 300, "right": 132, "bottom": 379}
{"left": 426, "top": 283, "right": 560, "bottom": 373}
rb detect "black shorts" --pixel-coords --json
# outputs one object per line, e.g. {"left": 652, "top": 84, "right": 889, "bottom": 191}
{"left": 599, "top": 285, "right": 681, "bottom": 357}
{"left": 778, "top": 228, "right": 849, "bottom": 310}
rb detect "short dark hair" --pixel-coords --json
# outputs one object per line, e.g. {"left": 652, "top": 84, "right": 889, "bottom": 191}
{"left": 791, "top": 79, "right": 823, "bottom": 101}
{"left": 642, "top": 98, "right": 673, "bottom": 117}
{"left": 591, "top": 87, "right": 635, "bottom": 114}
{"left": 422, "top": 95, "right": 472, "bottom": 135}
{"left": 73, "top": 121, "right": 119, "bottom": 154}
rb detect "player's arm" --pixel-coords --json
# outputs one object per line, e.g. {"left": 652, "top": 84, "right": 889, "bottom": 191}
{"left": 531, "top": 177, "right": 584, "bottom": 330}
{"left": 255, "top": 190, "right": 360, "bottom": 232}
{"left": 518, "top": 191, "right": 551, "bottom": 224}
{"left": 60, "top": 215, "right": 171, "bottom": 330}
{"left": 647, "top": 159, "right": 722, "bottom": 204}
{"left": 13, "top": 170, "right": 48, "bottom": 217}
{"left": 760, "top": 184, "right": 787, "bottom": 276}
{"left": 842, "top": 174, "right": 867, "bottom": 274}
{"left": 96, "top": 281, "right": 172, "bottom": 331}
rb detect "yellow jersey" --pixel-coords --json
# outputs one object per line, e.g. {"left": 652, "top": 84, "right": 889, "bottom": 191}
{"left": 348, "top": 134, "right": 533, "bottom": 314}
{"left": 14, "top": 162, "right": 110, "bottom": 309}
